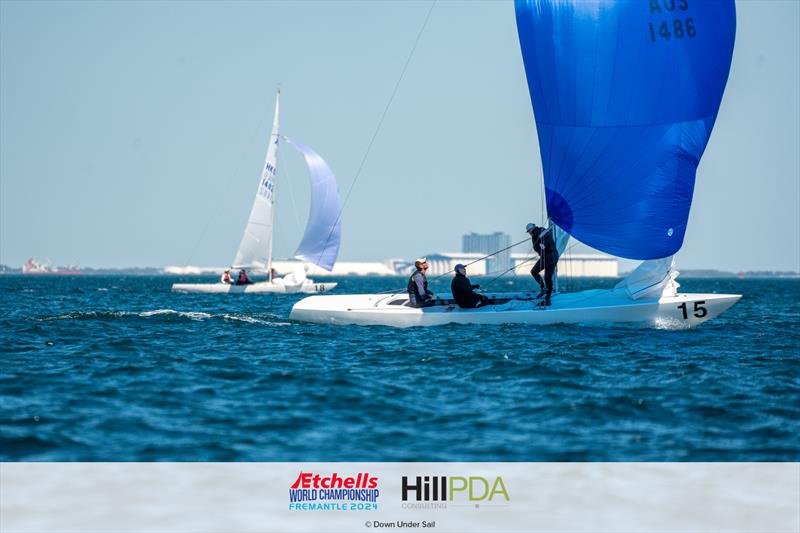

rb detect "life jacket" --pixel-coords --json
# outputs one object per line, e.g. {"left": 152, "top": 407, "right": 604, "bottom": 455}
{"left": 531, "top": 227, "right": 558, "bottom": 259}
{"left": 407, "top": 269, "right": 428, "bottom": 301}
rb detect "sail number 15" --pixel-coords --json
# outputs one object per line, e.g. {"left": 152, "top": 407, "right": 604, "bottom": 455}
{"left": 677, "top": 301, "right": 707, "bottom": 319}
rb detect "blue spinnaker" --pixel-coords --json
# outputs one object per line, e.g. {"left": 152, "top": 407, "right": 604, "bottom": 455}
{"left": 515, "top": 0, "right": 735, "bottom": 259}
{"left": 284, "top": 137, "right": 342, "bottom": 272}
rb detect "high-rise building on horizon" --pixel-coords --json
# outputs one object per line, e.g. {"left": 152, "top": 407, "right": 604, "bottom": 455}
{"left": 462, "top": 232, "right": 512, "bottom": 274}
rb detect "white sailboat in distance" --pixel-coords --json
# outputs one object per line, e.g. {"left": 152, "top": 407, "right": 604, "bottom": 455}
{"left": 172, "top": 91, "right": 342, "bottom": 294}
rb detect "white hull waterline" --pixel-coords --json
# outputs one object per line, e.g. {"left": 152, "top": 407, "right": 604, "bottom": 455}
{"left": 290, "top": 289, "right": 740, "bottom": 328}
{"left": 172, "top": 280, "right": 336, "bottom": 294}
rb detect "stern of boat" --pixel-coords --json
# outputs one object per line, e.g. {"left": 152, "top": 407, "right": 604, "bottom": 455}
{"left": 299, "top": 282, "right": 337, "bottom": 294}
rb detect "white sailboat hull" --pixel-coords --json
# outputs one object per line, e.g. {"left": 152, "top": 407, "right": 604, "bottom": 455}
{"left": 171, "top": 280, "right": 336, "bottom": 294}
{"left": 289, "top": 289, "right": 740, "bottom": 328}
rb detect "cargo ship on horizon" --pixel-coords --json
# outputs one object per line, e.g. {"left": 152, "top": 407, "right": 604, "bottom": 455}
{"left": 22, "top": 258, "right": 82, "bottom": 275}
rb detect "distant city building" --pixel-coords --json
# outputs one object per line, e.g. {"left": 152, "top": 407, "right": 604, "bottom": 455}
{"left": 163, "top": 252, "right": 619, "bottom": 278}
{"left": 163, "top": 265, "right": 224, "bottom": 275}
{"left": 301, "top": 261, "right": 396, "bottom": 277}
{"left": 165, "top": 261, "right": 399, "bottom": 277}
{"left": 511, "top": 252, "right": 618, "bottom": 277}
{"left": 421, "top": 251, "right": 618, "bottom": 277}
{"left": 462, "top": 232, "right": 512, "bottom": 274}
{"left": 424, "top": 253, "right": 488, "bottom": 277}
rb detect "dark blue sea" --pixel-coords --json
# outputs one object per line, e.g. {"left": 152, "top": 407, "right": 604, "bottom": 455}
{"left": 1, "top": 275, "right": 798, "bottom": 462}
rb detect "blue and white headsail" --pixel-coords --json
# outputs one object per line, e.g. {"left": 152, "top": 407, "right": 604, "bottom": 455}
{"left": 515, "top": 0, "right": 736, "bottom": 259}
{"left": 284, "top": 137, "right": 342, "bottom": 272}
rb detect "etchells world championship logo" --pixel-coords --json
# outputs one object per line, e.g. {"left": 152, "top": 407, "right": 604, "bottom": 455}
{"left": 289, "top": 472, "right": 380, "bottom": 511}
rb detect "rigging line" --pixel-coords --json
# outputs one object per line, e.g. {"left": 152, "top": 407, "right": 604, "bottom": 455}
{"left": 183, "top": 106, "right": 270, "bottom": 267}
{"left": 183, "top": 216, "right": 215, "bottom": 268}
{"left": 540, "top": 137, "right": 548, "bottom": 227}
{"left": 482, "top": 254, "right": 537, "bottom": 290}
{"left": 308, "top": 0, "right": 438, "bottom": 270}
{"left": 428, "top": 237, "right": 530, "bottom": 283}
{"left": 561, "top": 239, "right": 579, "bottom": 294}
{"left": 375, "top": 237, "right": 530, "bottom": 295}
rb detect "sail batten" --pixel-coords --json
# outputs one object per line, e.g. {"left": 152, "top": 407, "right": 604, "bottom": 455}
{"left": 515, "top": 0, "right": 735, "bottom": 260}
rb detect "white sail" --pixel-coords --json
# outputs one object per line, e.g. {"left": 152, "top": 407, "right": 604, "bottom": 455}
{"left": 550, "top": 223, "right": 570, "bottom": 294}
{"left": 615, "top": 256, "right": 679, "bottom": 300}
{"left": 172, "top": 90, "right": 341, "bottom": 296}
{"left": 284, "top": 137, "right": 342, "bottom": 272}
{"left": 233, "top": 92, "right": 280, "bottom": 270}
{"left": 551, "top": 223, "right": 570, "bottom": 257}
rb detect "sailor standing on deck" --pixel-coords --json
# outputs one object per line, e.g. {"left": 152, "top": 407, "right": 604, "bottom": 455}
{"left": 407, "top": 258, "right": 435, "bottom": 308}
{"left": 527, "top": 223, "right": 559, "bottom": 307}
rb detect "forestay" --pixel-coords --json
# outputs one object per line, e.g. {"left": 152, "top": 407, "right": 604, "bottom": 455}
{"left": 515, "top": 0, "right": 736, "bottom": 260}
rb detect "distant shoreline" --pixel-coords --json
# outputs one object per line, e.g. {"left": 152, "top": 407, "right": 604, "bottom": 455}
{"left": 0, "top": 265, "right": 798, "bottom": 278}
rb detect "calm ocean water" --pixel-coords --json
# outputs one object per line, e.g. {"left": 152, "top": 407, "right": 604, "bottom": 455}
{"left": 1, "top": 275, "right": 797, "bottom": 462}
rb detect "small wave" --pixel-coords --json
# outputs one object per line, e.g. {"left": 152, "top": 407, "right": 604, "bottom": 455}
{"left": 97, "top": 288, "right": 109, "bottom": 292}
{"left": 39, "top": 311, "right": 130, "bottom": 321}
{"left": 38, "top": 309, "right": 213, "bottom": 322}
{"left": 36, "top": 308, "right": 290, "bottom": 325}
{"left": 139, "top": 309, "right": 212, "bottom": 320}
{"left": 653, "top": 316, "right": 694, "bottom": 330}
{"left": 223, "top": 314, "right": 292, "bottom": 326}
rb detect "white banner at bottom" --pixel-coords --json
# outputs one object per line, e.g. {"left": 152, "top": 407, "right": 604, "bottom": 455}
{"left": 1, "top": 462, "right": 798, "bottom": 532}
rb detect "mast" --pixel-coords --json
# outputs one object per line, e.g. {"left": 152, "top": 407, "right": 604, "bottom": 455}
{"left": 267, "top": 90, "right": 280, "bottom": 282}
{"left": 232, "top": 89, "right": 281, "bottom": 273}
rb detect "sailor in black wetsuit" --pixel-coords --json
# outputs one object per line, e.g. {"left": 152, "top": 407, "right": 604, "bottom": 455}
{"left": 451, "top": 264, "right": 490, "bottom": 309}
{"left": 526, "top": 222, "right": 559, "bottom": 306}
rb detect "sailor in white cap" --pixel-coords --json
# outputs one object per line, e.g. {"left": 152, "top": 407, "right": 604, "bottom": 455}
{"left": 407, "top": 257, "right": 435, "bottom": 308}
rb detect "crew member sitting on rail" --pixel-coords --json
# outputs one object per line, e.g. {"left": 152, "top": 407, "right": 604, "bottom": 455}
{"left": 221, "top": 269, "right": 232, "bottom": 284}
{"left": 236, "top": 269, "right": 253, "bottom": 285}
{"left": 407, "top": 258, "right": 435, "bottom": 308}
{"left": 451, "top": 264, "right": 490, "bottom": 309}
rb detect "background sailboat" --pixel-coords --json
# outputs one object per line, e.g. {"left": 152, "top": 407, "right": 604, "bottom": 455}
{"left": 172, "top": 91, "right": 341, "bottom": 294}
{"left": 290, "top": 0, "right": 742, "bottom": 326}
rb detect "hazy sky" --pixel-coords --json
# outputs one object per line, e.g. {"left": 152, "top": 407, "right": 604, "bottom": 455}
{"left": 1, "top": 0, "right": 798, "bottom": 271}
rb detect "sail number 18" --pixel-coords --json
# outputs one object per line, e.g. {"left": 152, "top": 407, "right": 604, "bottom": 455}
{"left": 678, "top": 301, "right": 707, "bottom": 319}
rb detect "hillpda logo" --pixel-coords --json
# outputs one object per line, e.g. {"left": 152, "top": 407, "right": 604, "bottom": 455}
{"left": 288, "top": 472, "right": 380, "bottom": 511}
{"left": 400, "top": 475, "right": 509, "bottom": 509}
